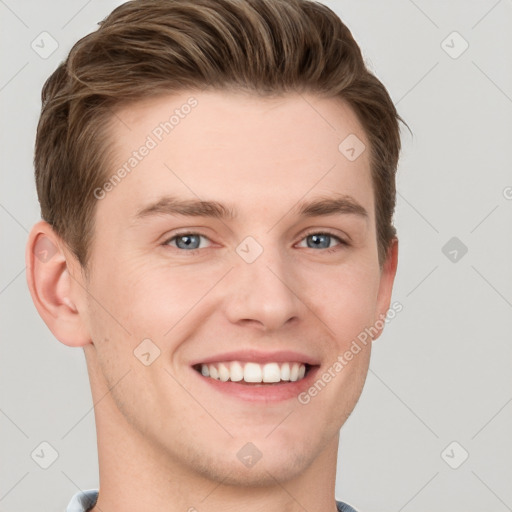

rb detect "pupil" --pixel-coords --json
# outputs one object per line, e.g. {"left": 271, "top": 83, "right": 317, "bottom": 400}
{"left": 177, "top": 235, "right": 199, "bottom": 249}
{"left": 309, "top": 234, "right": 328, "bottom": 249}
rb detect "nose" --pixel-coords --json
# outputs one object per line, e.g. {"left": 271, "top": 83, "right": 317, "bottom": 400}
{"left": 223, "top": 243, "right": 302, "bottom": 332}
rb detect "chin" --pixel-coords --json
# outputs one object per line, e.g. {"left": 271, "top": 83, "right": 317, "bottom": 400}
{"left": 181, "top": 438, "right": 316, "bottom": 487}
{"left": 203, "top": 453, "right": 311, "bottom": 487}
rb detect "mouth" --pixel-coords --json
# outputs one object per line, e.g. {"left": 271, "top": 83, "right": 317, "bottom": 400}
{"left": 190, "top": 354, "right": 321, "bottom": 402}
{"left": 192, "top": 361, "right": 313, "bottom": 385}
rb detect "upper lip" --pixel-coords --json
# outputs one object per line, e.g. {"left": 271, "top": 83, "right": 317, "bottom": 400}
{"left": 190, "top": 349, "right": 321, "bottom": 367}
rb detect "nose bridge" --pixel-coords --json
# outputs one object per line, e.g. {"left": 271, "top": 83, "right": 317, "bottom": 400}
{"left": 225, "top": 234, "right": 301, "bottom": 330}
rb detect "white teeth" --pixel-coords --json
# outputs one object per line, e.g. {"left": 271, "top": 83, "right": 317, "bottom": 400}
{"left": 290, "top": 363, "right": 300, "bottom": 382}
{"left": 229, "top": 361, "right": 244, "bottom": 382}
{"left": 199, "top": 361, "right": 308, "bottom": 384}
{"left": 218, "top": 363, "right": 230, "bottom": 382}
{"left": 209, "top": 365, "right": 219, "bottom": 380}
{"left": 262, "top": 362, "right": 281, "bottom": 383}
{"left": 244, "top": 362, "right": 262, "bottom": 383}
{"left": 280, "top": 362, "right": 291, "bottom": 381}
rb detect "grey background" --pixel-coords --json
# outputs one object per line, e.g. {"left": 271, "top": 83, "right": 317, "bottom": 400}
{"left": 1, "top": 1, "right": 511, "bottom": 511}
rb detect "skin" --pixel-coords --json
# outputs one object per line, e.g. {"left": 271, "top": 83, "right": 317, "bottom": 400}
{"left": 26, "top": 90, "right": 398, "bottom": 512}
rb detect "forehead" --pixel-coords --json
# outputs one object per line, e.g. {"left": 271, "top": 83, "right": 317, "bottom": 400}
{"left": 101, "top": 90, "right": 374, "bottom": 224}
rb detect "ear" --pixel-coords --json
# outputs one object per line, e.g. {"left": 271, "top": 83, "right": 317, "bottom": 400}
{"left": 372, "top": 237, "right": 399, "bottom": 341}
{"left": 25, "top": 220, "right": 91, "bottom": 347}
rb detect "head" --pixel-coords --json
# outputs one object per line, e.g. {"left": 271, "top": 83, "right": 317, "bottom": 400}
{"left": 27, "top": 0, "right": 404, "bottom": 488}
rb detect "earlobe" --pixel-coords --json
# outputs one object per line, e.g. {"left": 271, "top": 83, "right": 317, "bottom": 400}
{"left": 25, "top": 220, "right": 91, "bottom": 347}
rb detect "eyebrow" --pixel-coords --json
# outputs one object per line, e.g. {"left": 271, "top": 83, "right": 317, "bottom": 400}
{"left": 134, "top": 194, "right": 369, "bottom": 222}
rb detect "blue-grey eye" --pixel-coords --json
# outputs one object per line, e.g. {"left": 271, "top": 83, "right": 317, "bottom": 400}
{"left": 168, "top": 234, "right": 206, "bottom": 250}
{"left": 305, "top": 233, "right": 340, "bottom": 249}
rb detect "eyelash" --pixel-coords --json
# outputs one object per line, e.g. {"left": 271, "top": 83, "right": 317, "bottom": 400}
{"left": 162, "top": 229, "right": 348, "bottom": 256}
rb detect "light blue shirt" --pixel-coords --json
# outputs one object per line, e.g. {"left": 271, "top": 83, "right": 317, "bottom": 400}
{"left": 66, "top": 489, "right": 359, "bottom": 511}
{"left": 66, "top": 489, "right": 98, "bottom": 512}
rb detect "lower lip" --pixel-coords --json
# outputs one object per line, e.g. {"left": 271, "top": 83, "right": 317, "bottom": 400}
{"left": 192, "top": 365, "right": 321, "bottom": 402}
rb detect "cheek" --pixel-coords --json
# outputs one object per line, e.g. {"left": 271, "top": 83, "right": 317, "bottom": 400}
{"left": 302, "top": 261, "right": 381, "bottom": 342}
{"left": 127, "top": 263, "right": 219, "bottom": 328}
{"left": 85, "top": 261, "right": 218, "bottom": 358}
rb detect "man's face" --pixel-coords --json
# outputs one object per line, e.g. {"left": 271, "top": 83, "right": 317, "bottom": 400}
{"left": 74, "top": 90, "right": 396, "bottom": 484}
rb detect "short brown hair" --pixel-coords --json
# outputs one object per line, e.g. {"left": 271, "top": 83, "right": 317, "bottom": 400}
{"left": 35, "top": 0, "right": 406, "bottom": 271}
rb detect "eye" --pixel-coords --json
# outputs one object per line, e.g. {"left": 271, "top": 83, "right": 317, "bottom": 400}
{"left": 163, "top": 232, "right": 211, "bottom": 252}
{"left": 162, "top": 230, "right": 348, "bottom": 255}
{"left": 296, "top": 231, "right": 347, "bottom": 252}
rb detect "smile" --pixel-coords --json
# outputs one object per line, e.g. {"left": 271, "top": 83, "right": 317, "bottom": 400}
{"left": 193, "top": 361, "right": 310, "bottom": 385}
